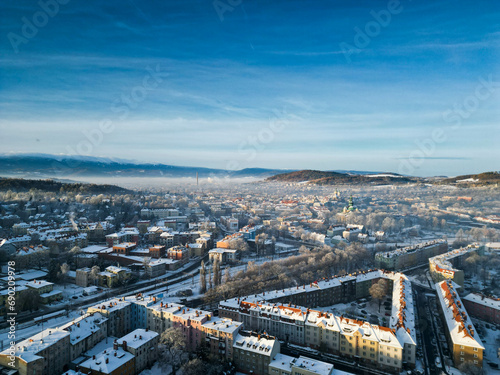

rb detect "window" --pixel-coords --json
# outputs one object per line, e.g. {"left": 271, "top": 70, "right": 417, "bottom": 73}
{"left": 473, "top": 348, "right": 478, "bottom": 352}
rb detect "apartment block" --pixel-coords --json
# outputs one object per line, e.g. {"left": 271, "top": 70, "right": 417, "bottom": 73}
{"left": 0, "top": 329, "right": 70, "bottom": 375}
{"left": 462, "top": 293, "right": 500, "bottom": 325}
{"left": 375, "top": 240, "right": 448, "bottom": 270}
{"left": 116, "top": 329, "right": 159, "bottom": 373}
{"left": 233, "top": 331, "right": 280, "bottom": 375}
{"left": 436, "top": 280, "right": 484, "bottom": 369}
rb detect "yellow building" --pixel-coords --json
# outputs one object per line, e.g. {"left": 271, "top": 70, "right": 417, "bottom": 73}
{"left": 436, "top": 280, "right": 484, "bottom": 369}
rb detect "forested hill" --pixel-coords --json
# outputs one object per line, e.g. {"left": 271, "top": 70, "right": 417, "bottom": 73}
{"left": 437, "top": 172, "right": 500, "bottom": 186}
{"left": 266, "top": 170, "right": 416, "bottom": 185}
{"left": 0, "top": 178, "right": 132, "bottom": 194}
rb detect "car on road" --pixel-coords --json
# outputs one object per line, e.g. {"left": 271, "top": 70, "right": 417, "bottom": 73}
{"left": 435, "top": 357, "right": 442, "bottom": 369}
{"left": 361, "top": 310, "right": 367, "bottom": 314}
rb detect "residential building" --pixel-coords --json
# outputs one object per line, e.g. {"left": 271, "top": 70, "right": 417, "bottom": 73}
{"left": 78, "top": 347, "right": 135, "bottom": 375}
{"left": 0, "top": 329, "right": 70, "bottom": 375}
{"left": 233, "top": 331, "right": 280, "bottom": 375}
{"left": 375, "top": 240, "right": 448, "bottom": 271}
{"left": 429, "top": 244, "right": 483, "bottom": 287}
{"left": 269, "top": 354, "right": 334, "bottom": 375}
{"left": 209, "top": 248, "right": 238, "bottom": 264}
{"left": 76, "top": 268, "right": 91, "bottom": 287}
{"left": 436, "top": 280, "right": 484, "bottom": 369}
{"left": 116, "top": 329, "right": 159, "bottom": 373}
{"left": 462, "top": 293, "right": 500, "bottom": 325}
{"left": 60, "top": 313, "right": 108, "bottom": 361}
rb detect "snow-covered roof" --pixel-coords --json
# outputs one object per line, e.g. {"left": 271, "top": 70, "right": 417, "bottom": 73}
{"left": 89, "top": 298, "right": 132, "bottom": 313}
{"left": 294, "top": 356, "right": 334, "bottom": 375}
{"left": 202, "top": 317, "right": 242, "bottom": 335}
{"left": 233, "top": 332, "right": 278, "bottom": 356}
{"left": 389, "top": 274, "right": 417, "bottom": 346}
{"left": 116, "top": 329, "right": 158, "bottom": 349}
{"left": 429, "top": 244, "right": 480, "bottom": 276}
{"left": 463, "top": 293, "right": 500, "bottom": 311}
{"left": 376, "top": 239, "right": 446, "bottom": 259}
{"left": 1, "top": 329, "right": 70, "bottom": 363}
{"left": 270, "top": 354, "right": 334, "bottom": 375}
{"left": 80, "top": 245, "right": 110, "bottom": 254}
{"left": 79, "top": 347, "right": 134, "bottom": 374}
{"left": 436, "top": 280, "right": 484, "bottom": 349}
{"left": 16, "top": 270, "right": 48, "bottom": 281}
{"left": 60, "top": 313, "right": 107, "bottom": 345}
{"left": 220, "top": 269, "right": 389, "bottom": 310}
{"left": 25, "top": 279, "right": 53, "bottom": 289}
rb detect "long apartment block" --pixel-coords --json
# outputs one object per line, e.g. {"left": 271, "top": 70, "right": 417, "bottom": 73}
{"left": 219, "top": 270, "right": 416, "bottom": 373}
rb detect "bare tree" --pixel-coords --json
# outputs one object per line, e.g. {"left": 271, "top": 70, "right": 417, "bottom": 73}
{"left": 158, "top": 327, "right": 188, "bottom": 374}
{"left": 223, "top": 266, "right": 232, "bottom": 284}
{"left": 60, "top": 263, "right": 70, "bottom": 284}
{"left": 89, "top": 265, "right": 100, "bottom": 286}
{"left": 199, "top": 260, "right": 207, "bottom": 294}
{"left": 369, "top": 279, "right": 389, "bottom": 312}
{"left": 457, "top": 362, "right": 484, "bottom": 375}
{"left": 213, "top": 258, "right": 221, "bottom": 287}
{"left": 181, "top": 358, "right": 206, "bottom": 375}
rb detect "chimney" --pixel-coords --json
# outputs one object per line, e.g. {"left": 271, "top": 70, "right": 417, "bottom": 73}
{"left": 122, "top": 341, "right": 128, "bottom": 351}
{"left": 106, "top": 358, "right": 109, "bottom": 364}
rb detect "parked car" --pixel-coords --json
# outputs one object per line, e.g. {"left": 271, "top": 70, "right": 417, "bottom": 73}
{"left": 435, "top": 357, "right": 442, "bottom": 369}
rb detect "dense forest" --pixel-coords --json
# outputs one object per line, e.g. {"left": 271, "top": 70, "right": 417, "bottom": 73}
{"left": 0, "top": 177, "right": 131, "bottom": 195}
{"left": 266, "top": 169, "right": 416, "bottom": 185}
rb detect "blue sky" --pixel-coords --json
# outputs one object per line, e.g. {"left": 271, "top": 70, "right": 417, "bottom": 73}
{"left": 0, "top": 0, "right": 499, "bottom": 176}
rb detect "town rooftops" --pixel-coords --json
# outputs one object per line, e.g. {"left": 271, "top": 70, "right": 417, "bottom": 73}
{"left": 436, "top": 280, "right": 484, "bottom": 349}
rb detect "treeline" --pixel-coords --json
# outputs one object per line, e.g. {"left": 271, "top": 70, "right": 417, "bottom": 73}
{"left": 439, "top": 171, "right": 500, "bottom": 186}
{"left": 204, "top": 243, "right": 370, "bottom": 305}
{"left": 0, "top": 178, "right": 131, "bottom": 194}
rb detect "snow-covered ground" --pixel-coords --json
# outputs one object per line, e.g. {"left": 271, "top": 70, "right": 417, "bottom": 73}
{"left": 312, "top": 295, "right": 391, "bottom": 327}
{"left": 471, "top": 317, "right": 500, "bottom": 374}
